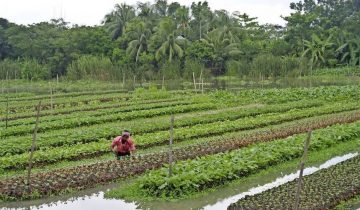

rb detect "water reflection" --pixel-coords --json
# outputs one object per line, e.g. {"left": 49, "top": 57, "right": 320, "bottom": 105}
{"left": 2, "top": 153, "right": 357, "bottom": 210}
{"left": 203, "top": 152, "right": 359, "bottom": 210}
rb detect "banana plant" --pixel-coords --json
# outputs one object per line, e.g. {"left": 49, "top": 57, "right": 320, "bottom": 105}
{"left": 302, "top": 34, "right": 334, "bottom": 74}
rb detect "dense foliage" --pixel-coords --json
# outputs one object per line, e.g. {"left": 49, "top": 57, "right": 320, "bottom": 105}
{"left": 1, "top": 0, "right": 359, "bottom": 80}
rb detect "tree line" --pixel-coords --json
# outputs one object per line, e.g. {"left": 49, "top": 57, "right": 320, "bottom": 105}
{"left": 0, "top": 0, "right": 359, "bottom": 81}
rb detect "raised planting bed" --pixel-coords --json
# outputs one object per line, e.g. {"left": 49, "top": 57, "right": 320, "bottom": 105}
{"left": 228, "top": 155, "right": 360, "bottom": 210}
{"left": 1, "top": 111, "right": 360, "bottom": 200}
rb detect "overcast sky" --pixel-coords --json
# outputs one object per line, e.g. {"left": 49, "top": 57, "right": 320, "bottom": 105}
{"left": 1, "top": 0, "right": 294, "bottom": 26}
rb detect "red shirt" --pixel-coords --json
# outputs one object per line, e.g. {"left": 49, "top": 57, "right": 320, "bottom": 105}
{"left": 111, "top": 136, "right": 135, "bottom": 153}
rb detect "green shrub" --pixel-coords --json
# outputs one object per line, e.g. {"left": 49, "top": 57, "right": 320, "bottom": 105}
{"left": 0, "top": 58, "right": 49, "bottom": 80}
{"left": 67, "top": 55, "right": 115, "bottom": 80}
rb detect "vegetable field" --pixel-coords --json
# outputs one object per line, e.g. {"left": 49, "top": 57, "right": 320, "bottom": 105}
{"left": 1, "top": 85, "right": 360, "bottom": 210}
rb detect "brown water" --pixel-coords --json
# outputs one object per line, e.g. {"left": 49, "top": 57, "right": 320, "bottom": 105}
{"left": 1, "top": 153, "right": 358, "bottom": 210}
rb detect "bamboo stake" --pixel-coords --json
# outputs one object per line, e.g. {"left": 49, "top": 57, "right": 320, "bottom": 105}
{"left": 26, "top": 101, "right": 42, "bottom": 193}
{"left": 201, "top": 78, "right": 204, "bottom": 94}
{"left": 56, "top": 74, "right": 59, "bottom": 84}
{"left": 50, "top": 84, "right": 53, "bottom": 112}
{"left": 5, "top": 71, "right": 9, "bottom": 129}
{"left": 168, "top": 114, "right": 174, "bottom": 177}
{"left": 193, "top": 72, "right": 196, "bottom": 91}
{"left": 5, "top": 94, "right": 9, "bottom": 129}
{"left": 162, "top": 76, "right": 165, "bottom": 90}
{"left": 294, "top": 129, "right": 312, "bottom": 210}
{"left": 122, "top": 72, "right": 125, "bottom": 89}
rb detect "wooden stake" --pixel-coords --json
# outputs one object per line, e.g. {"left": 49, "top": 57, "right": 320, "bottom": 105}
{"left": 133, "top": 75, "right": 136, "bottom": 88}
{"left": 5, "top": 92, "right": 9, "bottom": 129}
{"left": 193, "top": 72, "right": 196, "bottom": 90}
{"left": 168, "top": 114, "right": 174, "bottom": 177}
{"left": 294, "top": 129, "right": 312, "bottom": 210}
{"left": 162, "top": 76, "right": 165, "bottom": 90}
{"left": 50, "top": 84, "right": 53, "bottom": 112}
{"left": 201, "top": 78, "right": 204, "bottom": 94}
{"left": 122, "top": 72, "right": 125, "bottom": 89}
{"left": 5, "top": 71, "right": 9, "bottom": 129}
{"left": 56, "top": 74, "right": 59, "bottom": 84}
{"left": 26, "top": 101, "right": 42, "bottom": 193}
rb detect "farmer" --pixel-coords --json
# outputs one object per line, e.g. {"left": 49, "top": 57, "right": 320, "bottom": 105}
{"left": 110, "top": 130, "right": 136, "bottom": 160}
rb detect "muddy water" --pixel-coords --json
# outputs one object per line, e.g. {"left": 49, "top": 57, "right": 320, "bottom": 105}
{"left": 1, "top": 153, "right": 358, "bottom": 210}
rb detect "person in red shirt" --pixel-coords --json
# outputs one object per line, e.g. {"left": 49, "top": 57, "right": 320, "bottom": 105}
{"left": 110, "top": 130, "right": 136, "bottom": 160}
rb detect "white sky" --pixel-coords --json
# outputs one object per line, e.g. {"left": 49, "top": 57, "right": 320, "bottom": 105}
{"left": 0, "top": 0, "right": 294, "bottom": 26}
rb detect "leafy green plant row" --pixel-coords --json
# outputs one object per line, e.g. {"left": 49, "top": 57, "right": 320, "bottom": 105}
{"left": 1, "top": 111, "right": 360, "bottom": 200}
{"left": 0, "top": 89, "right": 126, "bottom": 103}
{"left": 235, "top": 85, "right": 360, "bottom": 104}
{"left": 228, "top": 155, "right": 360, "bottom": 210}
{"left": 0, "top": 92, "right": 132, "bottom": 113}
{"left": 134, "top": 101, "right": 359, "bottom": 147}
{"left": 334, "top": 193, "right": 360, "bottom": 210}
{"left": 0, "top": 97, "right": 185, "bottom": 121}
{"left": 117, "top": 121, "right": 360, "bottom": 199}
{"left": 0, "top": 89, "right": 189, "bottom": 114}
{"left": 1, "top": 99, "right": 193, "bottom": 128}
{"left": 0, "top": 102, "right": 357, "bottom": 170}
{"left": 0, "top": 100, "right": 321, "bottom": 156}
{"left": 0, "top": 103, "right": 215, "bottom": 137}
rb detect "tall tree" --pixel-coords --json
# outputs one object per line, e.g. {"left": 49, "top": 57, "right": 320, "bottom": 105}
{"left": 154, "top": 0, "right": 168, "bottom": 17}
{"left": 155, "top": 34, "right": 185, "bottom": 62}
{"left": 191, "top": 1, "right": 212, "bottom": 39}
{"left": 103, "top": 3, "right": 135, "bottom": 40}
{"left": 201, "top": 28, "right": 242, "bottom": 74}
{"left": 175, "top": 6, "right": 190, "bottom": 37}
{"left": 126, "top": 20, "right": 152, "bottom": 63}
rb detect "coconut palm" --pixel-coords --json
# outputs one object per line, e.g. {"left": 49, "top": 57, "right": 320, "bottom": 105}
{"left": 154, "top": 0, "right": 168, "bottom": 17}
{"left": 201, "top": 29, "right": 242, "bottom": 74}
{"left": 103, "top": 3, "right": 135, "bottom": 40}
{"left": 175, "top": 6, "right": 190, "bottom": 36}
{"left": 155, "top": 33, "right": 185, "bottom": 62}
{"left": 126, "top": 21, "right": 152, "bottom": 63}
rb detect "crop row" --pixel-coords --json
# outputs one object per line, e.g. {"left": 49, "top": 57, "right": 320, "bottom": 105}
{"left": 1, "top": 111, "right": 360, "bottom": 200}
{"left": 0, "top": 92, "right": 131, "bottom": 113}
{"left": 122, "top": 119, "right": 360, "bottom": 198}
{"left": 228, "top": 155, "right": 360, "bottom": 210}
{"left": 0, "top": 89, "right": 126, "bottom": 103}
{"left": 0, "top": 100, "right": 321, "bottom": 156}
{"left": 0, "top": 101, "right": 347, "bottom": 168}
{"left": 0, "top": 97, "right": 185, "bottom": 121}
{"left": 237, "top": 85, "right": 360, "bottom": 103}
{"left": 0, "top": 103, "right": 215, "bottom": 137}
{"left": 0, "top": 89, "right": 189, "bottom": 114}
{"left": 1, "top": 99, "right": 193, "bottom": 128}
{"left": 133, "top": 102, "right": 359, "bottom": 147}
{"left": 3, "top": 85, "right": 357, "bottom": 115}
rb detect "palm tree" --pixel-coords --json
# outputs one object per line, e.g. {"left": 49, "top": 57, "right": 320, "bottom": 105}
{"left": 155, "top": 34, "right": 185, "bottom": 62}
{"left": 201, "top": 29, "right": 242, "bottom": 74}
{"left": 302, "top": 34, "right": 333, "bottom": 74}
{"left": 191, "top": 1, "right": 212, "bottom": 39}
{"left": 175, "top": 6, "right": 190, "bottom": 36}
{"left": 103, "top": 3, "right": 135, "bottom": 40}
{"left": 154, "top": 0, "right": 168, "bottom": 17}
{"left": 126, "top": 21, "right": 152, "bottom": 63}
